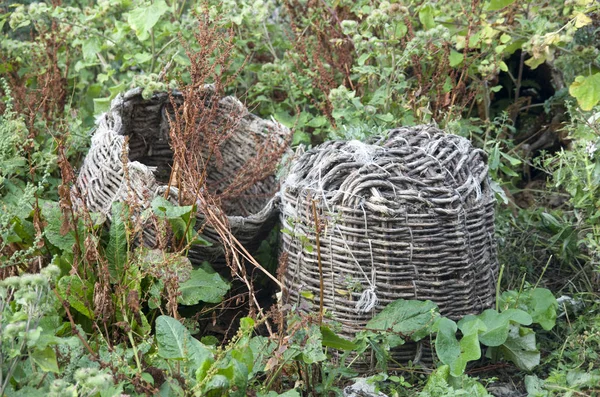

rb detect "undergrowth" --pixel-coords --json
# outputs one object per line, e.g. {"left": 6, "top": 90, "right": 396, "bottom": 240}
{"left": 1, "top": 0, "right": 600, "bottom": 395}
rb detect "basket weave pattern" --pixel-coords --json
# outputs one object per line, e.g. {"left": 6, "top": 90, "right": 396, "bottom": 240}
{"left": 281, "top": 125, "right": 498, "bottom": 354}
{"left": 76, "top": 87, "right": 290, "bottom": 265}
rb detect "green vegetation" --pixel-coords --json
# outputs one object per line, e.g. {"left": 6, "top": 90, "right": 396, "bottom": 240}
{"left": 1, "top": 0, "right": 599, "bottom": 395}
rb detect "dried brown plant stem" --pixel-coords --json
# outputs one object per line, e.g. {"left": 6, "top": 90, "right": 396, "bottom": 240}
{"left": 54, "top": 289, "right": 98, "bottom": 360}
{"left": 310, "top": 197, "right": 324, "bottom": 325}
{"left": 202, "top": 203, "right": 276, "bottom": 336}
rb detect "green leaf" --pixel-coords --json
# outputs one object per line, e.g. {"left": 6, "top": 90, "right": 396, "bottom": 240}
{"left": 486, "top": 0, "right": 517, "bottom": 11}
{"left": 367, "top": 299, "right": 439, "bottom": 342}
{"left": 477, "top": 309, "right": 512, "bottom": 347}
{"left": 569, "top": 73, "right": 600, "bottom": 111}
{"left": 178, "top": 267, "right": 230, "bottom": 305}
{"left": 127, "top": 0, "right": 169, "bottom": 41}
{"left": 41, "top": 202, "right": 75, "bottom": 252}
{"left": 418, "top": 5, "right": 435, "bottom": 30}
{"left": 524, "top": 375, "right": 548, "bottom": 397}
{"left": 156, "top": 315, "right": 212, "bottom": 366}
{"left": 434, "top": 317, "right": 460, "bottom": 365}
{"left": 503, "top": 309, "right": 533, "bottom": 326}
{"left": 57, "top": 275, "right": 93, "bottom": 319}
{"left": 30, "top": 346, "right": 60, "bottom": 373}
{"left": 82, "top": 38, "right": 101, "bottom": 61}
{"left": 156, "top": 315, "right": 190, "bottom": 360}
{"left": 357, "top": 53, "right": 371, "bottom": 66}
{"left": 500, "top": 151, "right": 522, "bottom": 166}
{"left": 301, "top": 326, "right": 326, "bottom": 364}
{"left": 449, "top": 50, "right": 464, "bottom": 67}
{"left": 320, "top": 326, "right": 357, "bottom": 351}
{"left": 519, "top": 289, "right": 557, "bottom": 331}
{"left": 497, "top": 325, "right": 540, "bottom": 371}
{"left": 457, "top": 315, "right": 487, "bottom": 336}
{"left": 106, "top": 202, "right": 128, "bottom": 282}
{"left": 450, "top": 333, "right": 481, "bottom": 376}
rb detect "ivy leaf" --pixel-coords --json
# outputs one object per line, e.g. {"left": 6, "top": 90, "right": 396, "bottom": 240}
{"left": 486, "top": 0, "right": 517, "bottom": 11}
{"left": 367, "top": 299, "right": 439, "bottom": 342}
{"left": 178, "top": 267, "right": 230, "bottom": 305}
{"left": 569, "top": 73, "right": 600, "bottom": 111}
{"left": 127, "top": 0, "right": 169, "bottom": 41}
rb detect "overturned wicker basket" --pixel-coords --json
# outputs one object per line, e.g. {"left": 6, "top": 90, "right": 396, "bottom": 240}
{"left": 280, "top": 125, "right": 498, "bottom": 368}
{"left": 76, "top": 87, "right": 291, "bottom": 267}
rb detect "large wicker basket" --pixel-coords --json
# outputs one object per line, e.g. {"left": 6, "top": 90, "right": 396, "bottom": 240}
{"left": 76, "top": 87, "right": 291, "bottom": 267}
{"left": 280, "top": 125, "right": 498, "bottom": 368}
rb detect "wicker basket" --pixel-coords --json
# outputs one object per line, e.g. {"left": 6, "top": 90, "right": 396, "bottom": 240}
{"left": 280, "top": 125, "right": 498, "bottom": 368}
{"left": 76, "top": 87, "right": 291, "bottom": 267}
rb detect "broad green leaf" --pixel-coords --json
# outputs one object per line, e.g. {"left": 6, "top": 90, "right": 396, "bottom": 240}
{"left": 367, "top": 299, "right": 439, "bottom": 341}
{"left": 106, "top": 202, "right": 128, "bottom": 282}
{"left": 127, "top": 0, "right": 169, "bottom": 41}
{"left": 503, "top": 309, "right": 533, "bottom": 326}
{"left": 486, "top": 0, "right": 517, "bottom": 11}
{"left": 82, "top": 38, "right": 101, "bottom": 61}
{"left": 159, "top": 379, "right": 186, "bottom": 396}
{"left": 569, "top": 73, "right": 600, "bottom": 111}
{"left": 320, "top": 326, "right": 357, "bottom": 351}
{"left": 249, "top": 336, "right": 277, "bottom": 377}
{"left": 497, "top": 325, "right": 539, "bottom": 371}
{"left": 524, "top": 375, "right": 548, "bottom": 397}
{"left": 152, "top": 196, "right": 194, "bottom": 220}
{"left": 57, "top": 275, "right": 93, "bottom": 318}
{"left": 434, "top": 317, "right": 460, "bottom": 365}
{"left": 156, "top": 315, "right": 212, "bottom": 365}
{"left": 156, "top": 315, "right": 192, "bottom": 359}
{"left": 30, "top": 346, "right": 59, "bottom": 373}
{"left": 41, "top": 201, "right": 76, "bottom": 252}
{"left": 499, "top": 289, "right": 557, "bottom": 331}
{"left": 521, "top": 289, "right": 558, "bottom": 331}
{"left": 457, "top": 315, "right": 487, "bottom": 336}
{"left": 301, "top": 326, "right": 326, "bottom": 364}
{"left": 450, "top": 333, "right": 481, "bottom": 376}
{"left": 565, "top": 370, "right": 600, "bottom": 388}
{"left": 449, "top": 50, "right": 464, "bottom": 67}
{"left": 357, "top": 53, "right": 371, "bottom": 66}
{"left": 477, "top": 309, "right": 510, "bottom": 347}
{"left": 178, "top": 267, "right": 230, "bottom": 305}
{"left": 418, "top": 5, "right": 435, "bottom": 30}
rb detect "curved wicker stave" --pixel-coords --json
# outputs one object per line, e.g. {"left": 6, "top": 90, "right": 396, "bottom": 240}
{"left": 280, "top": 125, "right": 498, "bottom": 369}
{"left": 75, "top": 87, "right": 291, "bottom": 267}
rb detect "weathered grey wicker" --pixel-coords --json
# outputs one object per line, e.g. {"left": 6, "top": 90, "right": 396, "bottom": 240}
{"left": 76, "top": 87, "right": 291, "bottom": 266}
{"left": 280, "top": 125, "right": 498, "bottom": 368}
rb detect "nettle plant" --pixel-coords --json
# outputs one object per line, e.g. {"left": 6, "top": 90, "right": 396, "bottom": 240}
{"left": 541, "top": 104, "right": 600, "bottom": 272}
